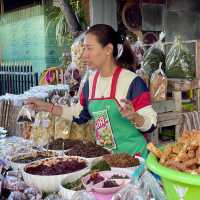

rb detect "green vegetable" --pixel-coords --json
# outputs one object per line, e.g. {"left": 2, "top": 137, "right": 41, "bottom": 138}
{"left": 63, "top": 178, "right": 84, "bottom": 190}
{"left": 91, "top": 160, "right": 111, "bottom": 172}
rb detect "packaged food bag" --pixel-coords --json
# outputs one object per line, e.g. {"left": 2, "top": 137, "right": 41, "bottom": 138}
{"left": 17, "top": 105, "right": 35, "bottom": 139}
{"left": 136, "top": 63, "right": 149, "bottom": 87}
{"left": 31, "top": 112, "right": 55, "bottom": 146}
{"left": 143, "top": 32, "right": 166, "bottom": 76}
{"left": 150, "top": 62, "right": 167, "bottom": 102}
{"left": 17, "top": 105, "right": 35, "bottom": 123}
{"left": 166, "top": 36, "right": 194, "bottom": 79}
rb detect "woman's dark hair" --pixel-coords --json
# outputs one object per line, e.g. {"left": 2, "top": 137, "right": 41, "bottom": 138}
{"left": 86, "top": 24, "right": 136, "bottom": 69}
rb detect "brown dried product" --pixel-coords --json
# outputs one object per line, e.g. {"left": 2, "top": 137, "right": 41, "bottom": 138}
{"left": 25, "top": 157, "right": 87, "bottom": 176}
{"left": 150, "top": 64, "right": 167, "bottom": 102}
{"left": 45, "top": 138, "right": 83, "bottom": 150}
{"left": 148, "top": 129, "right": 200, "bottom": 174}
{"left": 103, "top": 154, "right": 140, "bottom": 168}
{"left": 65, "top": 142, "right": 110, "bottom": 158}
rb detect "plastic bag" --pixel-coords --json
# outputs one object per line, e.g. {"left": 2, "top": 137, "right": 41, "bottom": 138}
{"left": 44, "top": 193, "right": 64, "bottom": 200}
{"left": 31, "top": 111, "right": 54, "bottom": 146}
{"left": 112, "top": 184, "right": 146, "bottom": 200}
{"left": 70, "top": 32, "right": 86, "bottom": 75}
{"left": 131, "top": 38, "right": 145, "bottom": 65}
{"left": 140, "top": 171, "right": 167, "bottom": 200}
{"left": 150, "top": 63, "right": 167, "bottom": 102}
{"left": 143, "top": 32, "right": 166, "bottom": 76}
{"left": 71, "top": 190, "right": 96, "bottom": 200}
{"left": 17, "top": 105, "right": 35, "bottom": 123}
{"left": 8, "top": 191, "right": 27, "bottom": 200}
{"left": 166, "top": 36, "right": 194, "bottom": 79}
{"left": 136, "top": 63, "right": 149, "bottom": 87}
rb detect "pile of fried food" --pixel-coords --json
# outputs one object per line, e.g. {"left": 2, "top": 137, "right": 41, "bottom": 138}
{"left": 147, "top": 130, "right": 200, "bottom": 174}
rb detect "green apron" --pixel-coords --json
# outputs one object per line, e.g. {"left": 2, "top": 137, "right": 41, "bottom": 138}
{"left": 88, "top": 67, "right": 148, "bottom": 158}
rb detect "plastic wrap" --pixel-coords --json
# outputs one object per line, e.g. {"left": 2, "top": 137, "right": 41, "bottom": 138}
{"left": 131, "top": 38, "right": 144, "bottom": 65}
{"left": 140, "top": 171, "right": 167, "bottom": 200}
{"left": 143, "top": 32, "right": 166, "bottom": 76}
{"left": 71, "top": 190, "right": 96, "bottom": 200}
{"left": 136, "top": 64, "right": 149, "bottom": 87}
{"left": 112, "top": 184, "right": 146, "bottom": 200}
{"left": 31, "top": 112, "right": 54, "bottom": 146}
{"left": 166, "top": 36, "right": 194, "bottom": 79}
{"left": 150, "top": 63, "right": 167, "bottom": 102}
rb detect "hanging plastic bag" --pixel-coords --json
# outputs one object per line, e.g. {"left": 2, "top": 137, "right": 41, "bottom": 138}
{"left": 131, "top": 37, "right": 145, "bottom": 65}
{"left": 136, "top": 62, "right": 149, "bottom": 87}
{"left": 17, "top": 105, "right": 35, "bottom": 139}
{"left": 17, "top": 105, "right": 35, "bottom": 123}
{"left": 143, "top": 32, "right": 166, "bottom": 76}
{"left": 150, "top": 63, "right": 167, "bottom": 102}
{"left": 166, "top": 36, "right": 194, "bottom": 79}
{"left": 70, "top": 32, "right": 86, "bottom": 75}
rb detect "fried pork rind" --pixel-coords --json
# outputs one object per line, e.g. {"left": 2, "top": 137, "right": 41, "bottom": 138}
{"left": 147, "top": 130, "right": 200, "bottom": 174}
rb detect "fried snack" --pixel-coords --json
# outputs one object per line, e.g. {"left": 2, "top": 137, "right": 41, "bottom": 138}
{"left": 148, "top": 129, "right": 200, "bottom": 175}
{"left": 147, "top": 143, "right": 163, "bottom": 159}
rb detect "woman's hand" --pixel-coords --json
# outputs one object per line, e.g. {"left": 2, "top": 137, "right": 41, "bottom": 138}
{"left": 25, "top": 98, "right": 52, "bottom": 112}
{"left": 120, "top": 99, "right": 144, "bottom": 127}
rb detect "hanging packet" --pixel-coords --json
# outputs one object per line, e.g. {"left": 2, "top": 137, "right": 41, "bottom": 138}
{"left": 150, "top": 63, "right": 167, "bottom": 102}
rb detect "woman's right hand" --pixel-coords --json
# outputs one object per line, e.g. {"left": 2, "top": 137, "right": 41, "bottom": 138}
{"left": 25, "top": 98, "right": 52, "bottom": 112}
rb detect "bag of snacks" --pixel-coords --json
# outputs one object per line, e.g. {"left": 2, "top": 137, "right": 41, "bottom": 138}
{"left": 136, "top": 63, "right": 149, "bottom": 87}
{"left": 17, "top": 105, "right": 35, "bottom": 123}
{"left": 17, "top": 105, "right": 35, "bottom": 139}
{"left": 31, "top": 112, "right": 55, "bottom": 146}
{"left": 166, "top": 36, "right": 194, "bottom": 79}
{"left": 143, "top": 32, "right": 166, "bottom": 76}
{"left": 150, "top": 62, "right": 167, "bottom": 102}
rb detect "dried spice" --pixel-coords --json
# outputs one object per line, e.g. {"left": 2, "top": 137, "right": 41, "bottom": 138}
{"left": 86, "top": 172, "right": 104, "bottom": 185}
{"left": 103, "top": 180, "right": 119, "bottom": 188}
{"left": 66, "top": 142, "right": 110, "bottom": 158}
{"left": 45, "top": 138, "right": 83, "bottom": 150}
{"left": 91, "top": 160, "right": 111, "bottom": 172}
{"left": 103, "top": 154, "right": 140, "bottom": 168}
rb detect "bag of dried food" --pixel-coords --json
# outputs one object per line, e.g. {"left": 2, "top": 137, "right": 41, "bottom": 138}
{"left": 166, "top": 36, "right": 194, "bottom": 79}
{"left": 31, "top": 112, "right": 55, "bottom": 146}
{"left": 150, "top": 62, "right": 167, "bottom": 102}
{"left": 143, "top": 32, "right": 166, "bottom": 76}
{"left": 17, "top": 105, "right": 35, "bottom": 139}
{"left": 136, "top": 63, "right": 149, "bottom": 87}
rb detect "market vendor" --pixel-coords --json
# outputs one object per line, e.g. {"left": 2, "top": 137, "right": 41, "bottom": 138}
{"left": 27, "top": 24, "right": 157, "bottom": 158}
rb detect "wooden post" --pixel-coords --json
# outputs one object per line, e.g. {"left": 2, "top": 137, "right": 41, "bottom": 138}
{"left": 195, "top": 40, "right": 200, "bottom": 78}
{"left": 196, "top": 88, "right": 200, "bottom": 112}
{"left": 172, "top": 91, "right": 182, "bottom": 112}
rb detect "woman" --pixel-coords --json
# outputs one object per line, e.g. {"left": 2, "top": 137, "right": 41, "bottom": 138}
{"left": 27, "top": 24, "right": 157, "bottom": 158}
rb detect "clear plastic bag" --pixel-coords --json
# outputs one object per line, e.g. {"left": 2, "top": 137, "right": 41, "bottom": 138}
{"left": 131, "top": 38, "right": 145, "bottom": 65}
{"left": 150, "top": 63, "right": 167, "bottom": 102}
{"left": 140, "top": 171, "right": 167, "bottom": 200}
{"left": 44, "top": 193, "right": 64, "bottom": 200}
{"left": 136, "top": 63, "right": 149, "bottom": 87}
{"left": 166, "top": 36, "right": 194, "bottom": 79}
{"left": 70, "top": 32, "right": 86, "bottom": 75}
{"left": 24, "top": 187, "right": 43, "bottom": 200}
{"left": 17, "top": 105, "right": 35, "bottom": 123}
{"left": 71, "top": 190, "right": 96, "bottom": 200}
{"left": 143, "top": 32, "right": 166, "bottom": 76}
{"left": 112, "top": 184, "right": 146, "bottom": 200}
{"left": 8, "top": 191, "right": 27, "bottom": 200}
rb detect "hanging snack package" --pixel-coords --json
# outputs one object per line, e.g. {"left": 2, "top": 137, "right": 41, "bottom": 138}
{"left": 17, "top": 105, "right": 35, "bottom": 139}
{"left": 166, "top": 36, "right": 194, "bottom": 79}
{"left": 143, "top": 32, "right": 166, "bottom": 76}
{"left": 17, "top": 105, "right": 35, "bottom": 123}
{"left": 70, "top": 32, "right": 86, "bottom": 75}
{"left": 136, "top": 62, "right": 149, "bottom": 87}
{"left": 131, "top": 38, "right": 145, "bottom": 65}
{"left": 150, "top": 63, "right": 167, "bottom": 102}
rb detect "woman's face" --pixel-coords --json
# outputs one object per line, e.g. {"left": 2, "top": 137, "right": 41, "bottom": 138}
{"left": 83, "top": 33, "right": 110, "bottom": 70}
